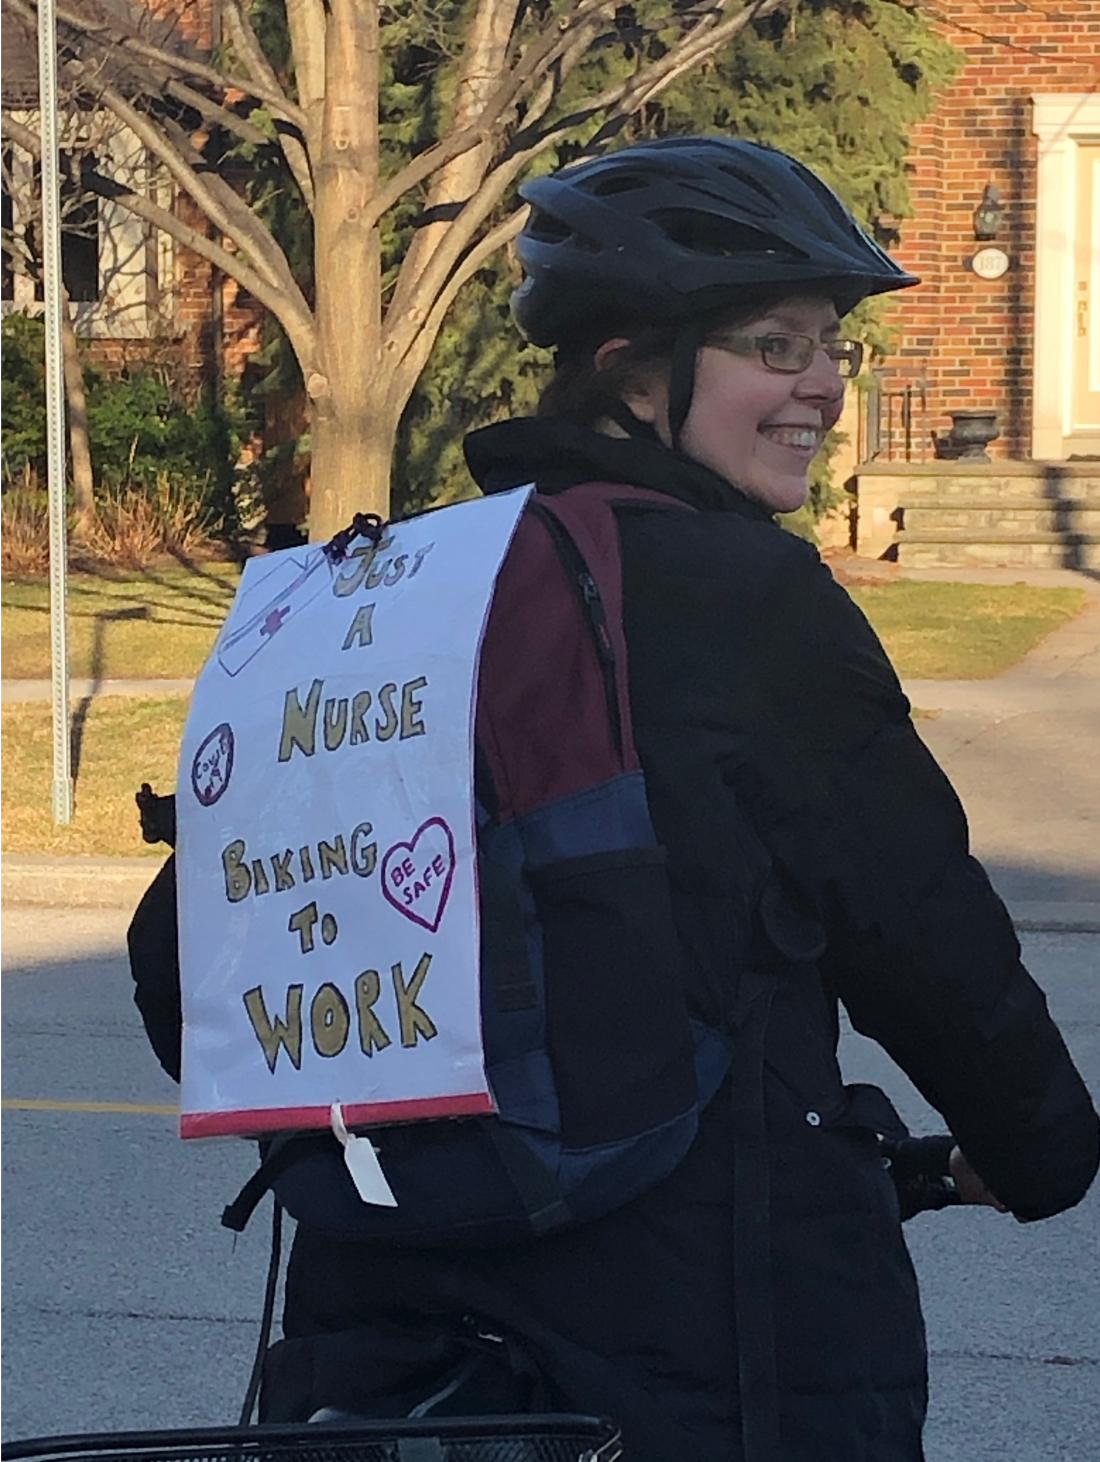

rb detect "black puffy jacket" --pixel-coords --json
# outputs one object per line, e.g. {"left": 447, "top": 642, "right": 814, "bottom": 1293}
{"left": 130, "top": 416, "right": 1098, "bottom": 1462}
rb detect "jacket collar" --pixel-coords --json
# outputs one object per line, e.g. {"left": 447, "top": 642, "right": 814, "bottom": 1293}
{"left": 463, "top": 416, "right": 776, "bottom": 521}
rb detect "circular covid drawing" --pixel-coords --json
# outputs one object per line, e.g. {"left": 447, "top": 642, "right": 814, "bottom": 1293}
{"left": 192, "top": 723, "right": 235, "bottom": 807}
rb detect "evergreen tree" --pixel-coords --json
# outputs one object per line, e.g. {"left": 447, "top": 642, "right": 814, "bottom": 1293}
{"left": 392, "top": 0, "right": 959, "bottom": 518}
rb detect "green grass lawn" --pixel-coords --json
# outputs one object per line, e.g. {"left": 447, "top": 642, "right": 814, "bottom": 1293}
{"left": 1, "top": 563, "right": 239, "bottom": 679}
{"left": 0, "top": 573, "right": 1089, "bottom": 855}
{"left": 1, "top": 568, "right": 1089, "bottom": 683}
{"left": 847, "top": 581, "right": 1088, "bottom": 680}
{"left": 2, "top": 694, "right": 189, "bottom": 855}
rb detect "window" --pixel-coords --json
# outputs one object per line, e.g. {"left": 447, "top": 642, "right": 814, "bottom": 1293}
{"left": 1, "top": 148, "right": 14, "bottom": 302}
{"left": 1, "top": 115, "right": 168, "bottom": 337}
{"left": 60, "top": 154, "right": 100, "bottom": 303}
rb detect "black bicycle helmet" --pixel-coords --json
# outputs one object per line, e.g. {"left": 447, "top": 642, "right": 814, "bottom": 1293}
{"left": 513, "top": 135, "right": 918, "bottom": 348}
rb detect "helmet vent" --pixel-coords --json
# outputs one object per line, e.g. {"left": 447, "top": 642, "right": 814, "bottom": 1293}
{"left": 795, "top": 166, "right": 852, "bottom": 223}
{"left": 651, "top": 209, "right": 805, "bottom": 262}
{"left": 526, "top": 209, "right": 572, "bottom": 243}
{"left": 713, "top": 163, "right": 777, "bottom": 206}
{"left": 527, "top": 208, "right": 602, "bottom": 253}
{"left": 591, "top": 173, "right": 648, "bottom": 197}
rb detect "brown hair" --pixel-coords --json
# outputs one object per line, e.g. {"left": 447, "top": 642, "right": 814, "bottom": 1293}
{"left": 535, "top": 323, "right": 679, "bottom": 427}
{"left": 534, "top": 286, "right": 811, "bottom": 427}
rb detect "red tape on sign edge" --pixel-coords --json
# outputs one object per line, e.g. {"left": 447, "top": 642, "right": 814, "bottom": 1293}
{"left": 179, "top": 1090, "right": 496, "bottom": 1138}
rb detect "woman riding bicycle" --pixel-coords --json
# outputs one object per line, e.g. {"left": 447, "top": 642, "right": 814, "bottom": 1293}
{"left": 132, "top": 136, "right": 1099, "bottom": 1462}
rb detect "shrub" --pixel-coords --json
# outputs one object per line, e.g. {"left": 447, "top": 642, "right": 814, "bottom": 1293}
{"left": 0, "top": 479, "right": 50, "bottom": 576}
{"left": 0, "top": 315, "right": 249, "bottom": 546}
{"left": 75, "top": 477, "right": 218, "bottom": 568}
{"left": 0, "top": 474, "right": 217, "bottom": 573}
{"left": 0, "top": 316, "right": 48, "bottom": 483}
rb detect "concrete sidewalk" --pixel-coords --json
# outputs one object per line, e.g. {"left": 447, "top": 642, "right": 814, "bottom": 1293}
{"left": 1, "top": 853, "right": 168, "bottom": 909}
{"left": 4, "top": 566, "right": 1100, "bottom": 927}
{"left": 901, "top": 574, "right": 1100, "bottom": 931}
{"left": 1, "top": 677, "right": 193, "bottom": 703}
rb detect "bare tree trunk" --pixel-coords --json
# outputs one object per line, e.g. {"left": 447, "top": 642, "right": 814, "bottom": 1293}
{"left": 60, "top": 288, "right": 98, "bottom": 539}
{"left": 307, "top": 0, "right": 385, "bottom": 541}
{"left": 309, "top": 409, "right": 397, "bottom": 541}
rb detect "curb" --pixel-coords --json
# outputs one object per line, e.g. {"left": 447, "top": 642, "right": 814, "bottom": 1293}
{"left": 1008, "top": 903, "right": 1100, "bottom": 935}
{"left": 2, "top": 856, "right": 1098, "bottom": 931}
{"left": 1, "top": 855, "right": 167, "bottom": 910}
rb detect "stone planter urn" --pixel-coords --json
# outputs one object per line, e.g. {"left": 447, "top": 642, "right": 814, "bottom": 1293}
{"left": 933, "top": 410, "right": 1000, "bottom": 462}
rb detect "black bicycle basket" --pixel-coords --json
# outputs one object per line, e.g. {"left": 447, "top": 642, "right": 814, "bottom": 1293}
{"left": 0, "top": 1418, "right": 622, "bottom": 1462}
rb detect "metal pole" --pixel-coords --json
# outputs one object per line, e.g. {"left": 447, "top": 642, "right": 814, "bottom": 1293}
{"left": 38, "top": 0, "right": 73, "bottom": 823}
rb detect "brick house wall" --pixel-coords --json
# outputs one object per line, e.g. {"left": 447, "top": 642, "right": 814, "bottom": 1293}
{"left": 2, "top": 0, "right": 263, "bottom": 394}
{"left": 92, "top": 0, "right": 265, "bottom": 392}
{"left": 140, "top": 0, "right": 265, "bottom": 389}
{"left": 879, "top": 0, "right": 1099, "bottom": 462}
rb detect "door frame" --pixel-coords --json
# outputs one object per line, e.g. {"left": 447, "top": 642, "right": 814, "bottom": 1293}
{"left": 1031, "top": 93, "right": 1100, "bottom": 459}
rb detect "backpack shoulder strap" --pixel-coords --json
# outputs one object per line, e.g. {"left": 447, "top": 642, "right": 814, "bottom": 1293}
{"left": 534, "top": 481, "right": 694, "bottom": 774}
{"left": 476, "top": 481, "right": 691, "bottom": 823}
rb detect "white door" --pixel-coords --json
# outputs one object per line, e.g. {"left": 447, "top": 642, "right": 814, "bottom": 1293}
{"left": 1070, "top": 143, "right": 1100, "bottom": 452}
{"left": 1031, "top": 94, "right": 1100, "bottom": 460}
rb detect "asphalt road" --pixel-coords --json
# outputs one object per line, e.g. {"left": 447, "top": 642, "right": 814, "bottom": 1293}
{"left": 1, "top": 908, "right": 270, "bottom": 1438}
{"left": 2, "top": 909, "right": 1098, "bottom": 1455}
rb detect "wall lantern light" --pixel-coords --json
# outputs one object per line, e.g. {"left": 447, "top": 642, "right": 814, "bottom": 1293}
{"left": 972, "top": 184, "right": 1004, "bottom": 241}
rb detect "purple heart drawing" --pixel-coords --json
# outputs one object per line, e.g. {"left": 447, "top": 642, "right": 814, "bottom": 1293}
{"left": 381, "top": 817, "right": 456, "bottom": 933}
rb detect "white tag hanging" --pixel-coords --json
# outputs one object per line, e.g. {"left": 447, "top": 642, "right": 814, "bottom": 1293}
{"left": 330, "top": 1103, "right": 398, "bottom": 1207}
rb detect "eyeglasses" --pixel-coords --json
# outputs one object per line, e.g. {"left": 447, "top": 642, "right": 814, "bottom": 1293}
{"left": 706, "top": 331, "right": 864, "bottom": 378}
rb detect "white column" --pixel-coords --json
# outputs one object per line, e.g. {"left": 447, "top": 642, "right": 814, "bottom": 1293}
{"left": 1031, "top": 94, "right": 1100, "bottom": 460}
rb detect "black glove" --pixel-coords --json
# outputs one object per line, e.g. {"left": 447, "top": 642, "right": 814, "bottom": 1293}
{"left": 880, "top": 1133, "right": 961, "bottom": 1221}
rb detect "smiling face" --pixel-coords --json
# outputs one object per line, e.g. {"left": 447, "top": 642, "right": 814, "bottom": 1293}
{"left": 614, "top": 295, "right": 848, "bottom": 513}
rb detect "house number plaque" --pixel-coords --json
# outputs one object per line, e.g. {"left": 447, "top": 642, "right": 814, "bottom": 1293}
{"left": 970, "top": 247, "right": 1010, "bottom": 280}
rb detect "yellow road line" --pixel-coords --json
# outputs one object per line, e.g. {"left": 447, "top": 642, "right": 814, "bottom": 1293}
{"left": 1, "top": 1098, "right": 178, "bottom": 1115}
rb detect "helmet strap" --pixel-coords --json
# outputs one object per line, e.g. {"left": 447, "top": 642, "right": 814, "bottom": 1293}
{"left": 603, "top": 396, "right": 662, "bottom": 444}
{"left": 668, "top": 320, "right": 704, "bottom": 451}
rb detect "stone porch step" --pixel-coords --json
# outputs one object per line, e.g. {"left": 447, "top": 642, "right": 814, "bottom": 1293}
{"left": 900, "top": 500, "right": 1100, "bottom": 534}
{"left": 900, "top": 477, "right": 1100, "bottom": 504}
{"left": 852, "top": 461, "right": 1100, "bottom": 563}
{"left": 893, "top": 529, "right": 1100, "bottom": 569}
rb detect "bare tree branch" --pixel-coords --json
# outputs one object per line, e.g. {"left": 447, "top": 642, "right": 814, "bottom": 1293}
{"left": 364, "top": 125, "right": 488, "bottom": 232}
{"left": 389, "top": 0, "right": 522, "bottom": 317}
{"left": 559, "top": 0, "right": 787, "bottom": 130}
{"left": 82, "top": 168, "right": 316, "bottom": 370}
{"left": 153, "top": 107, "right": 308, "bottom": 295}
{"left": 5, "top": 0, "right": 270, "bottom": 152}
{"left": 285, "top": 0, "right": 327, "bottom": 159}
{"left": 222, "top": 0, "right": 315, "bottom": 211}
{"left": 363, "top": 0, "right": 618, "bottom": 233}
{"left": 14, "top": 0, "right": 311, "bottom": 133}
{"left": 388, "top": 0, "right": 784, "bottom": 368}
{"left": 466, "top": 0, "right": 621, "bottom": 133}
{"left": 386, "top": 158, "right": 525, "bottom": 365}
{"left": 75, "top": 65, "right": 291, "bottom": 294}
{"left": 518, "top": 19, "right": 606, "bottom": 133}
{"left": 386, "top": 206, "right": 529, "bottom": 414}
{"left": 1, "top": 113, "right": 40, "bottom": 157}
{"left": 163, "top": 78, "right": 271, "bottom": 148}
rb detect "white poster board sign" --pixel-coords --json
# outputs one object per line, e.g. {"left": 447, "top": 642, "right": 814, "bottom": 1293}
{"left": 177, "top": 487, "right": 531, "bottom": 1138}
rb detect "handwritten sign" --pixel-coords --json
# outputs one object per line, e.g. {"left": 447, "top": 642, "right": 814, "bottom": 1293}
{"left": 176, "top": 487, "right": 532, "bottom": 1138}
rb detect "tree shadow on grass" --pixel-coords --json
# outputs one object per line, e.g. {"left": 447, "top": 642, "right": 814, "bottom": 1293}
{"left": 6, "top": 560, "right": 237, "bottom": 632}
{"left": 70, "top": 604, "right": 150, "bottom": 787}
{"left": 72, "top": 554, "right": 239, "bottom": 623}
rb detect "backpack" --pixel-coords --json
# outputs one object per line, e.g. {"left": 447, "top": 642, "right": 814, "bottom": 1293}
{"left": 203, "top": 483, "right": 732, "bottom": 1245}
